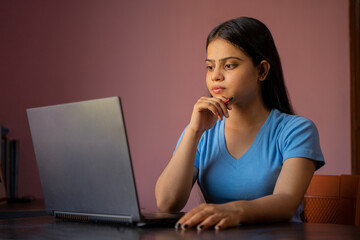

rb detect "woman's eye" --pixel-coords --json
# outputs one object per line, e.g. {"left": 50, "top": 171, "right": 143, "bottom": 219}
{"left": 206, "top": 65, "right": 214, "bottom": 71}
{"left": 225, "top": 64, "right": 237, "bottom": 70}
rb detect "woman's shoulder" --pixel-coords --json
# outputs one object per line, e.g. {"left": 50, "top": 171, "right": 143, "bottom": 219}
{"left": 269, "top": 109, "right": 319, "bottom": 140}
{"left": 270, "top": 109, "right": 324, "bottom": 168}
{"left": 270, "top": 109, "right": 316, "bottom": 128}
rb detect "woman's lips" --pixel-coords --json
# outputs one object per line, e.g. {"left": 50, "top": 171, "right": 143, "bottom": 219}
{"left": 212, "top": 86, "right": 225, "bottom": 94}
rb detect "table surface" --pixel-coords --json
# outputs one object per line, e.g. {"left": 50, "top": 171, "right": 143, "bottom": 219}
{"left": 0, "top": 200, "right": 46, "bottom": 219}
{"left": 1, "top": 216, "right": 360, "bottom": 240}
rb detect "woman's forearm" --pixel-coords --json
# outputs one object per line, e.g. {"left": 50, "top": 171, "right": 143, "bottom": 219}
{"left": 230, "top": 193, "right": 300, "bottom": 225}
{"left": 155, "top": 127, "right": 203, "bottom": 212}
{"left": 176, "top": 158, "right": 315, "bottom": 230}
{"left": 176, "top": 193, "right": 300, "bottom": 230}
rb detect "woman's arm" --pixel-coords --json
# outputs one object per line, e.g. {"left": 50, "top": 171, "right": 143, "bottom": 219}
{"left": 155, "top": 96, "right": 231, "bottom": 212}
{"left": 176, "top": 157, "right": 316, "bottom": 230}
{"left": 155, "top": 127, "right": 201, "bottom": 212}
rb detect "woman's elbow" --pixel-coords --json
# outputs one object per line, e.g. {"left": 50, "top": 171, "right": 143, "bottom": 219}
{"left": 156, "top": 196, "right": 181, "bottom": 213}
{"left": 157, "top": 201, "right": 172, "bottom": 213}
{"left": 282, "top": 202, "right": 301, "bottom": 222}
{"left": 283, "top": 209, "right": 296, "bottom": 222}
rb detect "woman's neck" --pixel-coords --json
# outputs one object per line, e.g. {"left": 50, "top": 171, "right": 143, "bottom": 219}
{"left": 225, "top": 101, "right": 270, "bottom": 131}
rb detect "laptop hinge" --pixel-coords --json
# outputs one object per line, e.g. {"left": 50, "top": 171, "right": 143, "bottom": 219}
{"left": 54, "top": 211, "right": 133, "bottom": 224}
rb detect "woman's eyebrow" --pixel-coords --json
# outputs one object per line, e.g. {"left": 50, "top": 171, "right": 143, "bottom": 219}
{"left": 205, "top": 56, "right": 243, "bottom": 62}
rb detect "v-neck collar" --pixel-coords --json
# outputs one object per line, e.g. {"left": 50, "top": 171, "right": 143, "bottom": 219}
{"left": 218, "top": 109, "right": 274, "bottom": 168}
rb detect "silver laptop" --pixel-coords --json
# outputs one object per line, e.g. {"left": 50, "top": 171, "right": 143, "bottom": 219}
{"left": 27, "top": 97, "right": 183, "bottom": 226}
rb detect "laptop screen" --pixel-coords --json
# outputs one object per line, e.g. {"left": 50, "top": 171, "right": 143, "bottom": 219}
{"left": 27, "top": 97, "right": 142, "bottom": 223}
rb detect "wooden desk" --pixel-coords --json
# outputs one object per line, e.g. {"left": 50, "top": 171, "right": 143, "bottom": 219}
{"left": 0, "top": 200, "right": 46, "bottom": 219}
{"left": 1, "top": 216, "right": 360, "bottom": 239}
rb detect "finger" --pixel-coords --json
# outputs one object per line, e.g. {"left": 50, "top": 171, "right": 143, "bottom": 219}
{"left": 215, "top": 218, "right": 232, "bottom": 230}
{"left": 198, "top": 97, "right": 229, "bottom": 118}
{"left": 194, "top": 101, "right": 221, "bottom": 120}
{"left": 176, "top": 212, "right": 195, "bottom": 227}
{"left": 197, "top": 214, "right": 221, "bottom": 231}
{"left": 175, "top": 204, "right": 205, "bottom": 227}
{"left": 180, "top": 203, "right": 216, "bottom": 230}
{"left": 226, "top": 102, "right": 232, "bottom": 110}
{"left": 208, "top": 98, "right": 229, "bottom": 118}
{"left": 182, "top": 210, "right": 212, "bottom": 229}
{"left": 199, "top": 100, "right": 224, "bottom": 120}
{"left": 206, "top": 104, "right": 223, "bottom": 120}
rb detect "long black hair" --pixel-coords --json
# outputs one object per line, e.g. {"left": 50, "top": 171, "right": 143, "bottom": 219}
{"left": 206, "top": 17, "right": 294, "bottom": 115}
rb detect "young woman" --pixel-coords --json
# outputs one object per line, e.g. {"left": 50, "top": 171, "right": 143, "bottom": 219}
{"left": 155, "top": 17, "right": 324, "bottom": 230}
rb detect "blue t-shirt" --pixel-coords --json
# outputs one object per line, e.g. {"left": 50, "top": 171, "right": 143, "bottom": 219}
{"left": 175, "top": 109, "right": 325, "bottom": 221}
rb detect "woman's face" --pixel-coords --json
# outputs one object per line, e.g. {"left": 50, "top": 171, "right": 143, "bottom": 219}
{"left": 206, "top": 38, "right": 263, "bottom": 107}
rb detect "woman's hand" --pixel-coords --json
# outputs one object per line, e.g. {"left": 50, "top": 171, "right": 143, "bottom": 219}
{"left": 188, "top": 96, "right": 232, "bottom": 134}
{"left": 175, "top": 202, "right": 241, "bottom": 231}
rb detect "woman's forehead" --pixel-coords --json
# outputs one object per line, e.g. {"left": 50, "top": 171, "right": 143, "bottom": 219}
{"left": 206, "top": 39, "right": 248, "bottom": 60}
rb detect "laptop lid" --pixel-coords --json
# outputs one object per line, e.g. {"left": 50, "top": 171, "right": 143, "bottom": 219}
{"left": 27, "top": 97, "right": 142, "bottom": 223}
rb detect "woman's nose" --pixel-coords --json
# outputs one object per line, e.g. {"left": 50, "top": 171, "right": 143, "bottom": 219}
{"left": 211, "top": 68, "right": 224, "bottom": 81}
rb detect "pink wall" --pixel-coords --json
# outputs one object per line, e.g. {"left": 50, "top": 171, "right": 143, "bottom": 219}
{"left": 0, "top": 0, "right": 350, "bottom": 211}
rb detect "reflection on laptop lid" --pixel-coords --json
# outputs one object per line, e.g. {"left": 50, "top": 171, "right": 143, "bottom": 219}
{"left": 27, "top": 97, "right": 183, "bottom": 226}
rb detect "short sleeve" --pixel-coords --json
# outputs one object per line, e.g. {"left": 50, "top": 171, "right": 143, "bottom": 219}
{"left": 173, "top": 126, "right": 201, "bottom": 169}
{"left": 279, "top": 117, "right": 325, "bottom": 170}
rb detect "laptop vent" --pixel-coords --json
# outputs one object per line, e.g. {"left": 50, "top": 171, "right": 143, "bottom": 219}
{"left": 91, "top": 215, "right": 132, "bottom": 224}
{"left": 55, "top": 213, "right": 90, "bottom": 222}
{"left": 54, "top": 211, "right": 133, "bottom": 224}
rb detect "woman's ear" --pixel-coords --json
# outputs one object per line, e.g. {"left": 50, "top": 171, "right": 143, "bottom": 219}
{"left": 258, "top": 60, "right": 270, "bottom": 81}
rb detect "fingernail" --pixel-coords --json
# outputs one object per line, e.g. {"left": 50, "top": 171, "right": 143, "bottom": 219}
{"left": 215, "top": 225, "right": 221, "bottom": 230}
{"left": 197, "top": 225, "right": 204, "bottom": 230}
{"left": 183, "top": 224, "right": 188, "bottom": 229}
{"left": 175, "top": 223, "right": 181, "bottom": 229}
